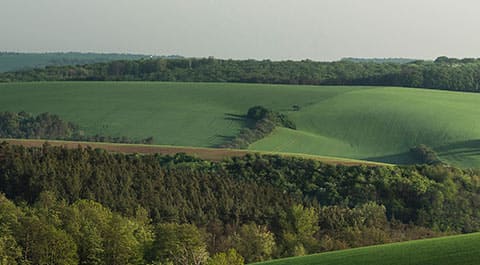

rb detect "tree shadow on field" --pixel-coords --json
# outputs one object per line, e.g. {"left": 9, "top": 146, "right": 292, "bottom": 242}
{"left": 366, "top": 139, "right": 480, "bottom": 165}
{"left": 224, "top": 113, "right": 256, "bottom": 128}
{"left": 224, "top": 113, "right": 245, "bottom": 119}
{"left": 215, "top": 135, "right": 236, "bottom": 142}
{"left": 224, "top": 113, "right": 246, "bottom": 122}
{"left": 435, "top": 139, "right": 480, "bottom": 156}
{"left": 209, "top": 113, "right": 249, "bottom": 148}
{"left": 364, "top": 152, "right": 419, "bottom": 165}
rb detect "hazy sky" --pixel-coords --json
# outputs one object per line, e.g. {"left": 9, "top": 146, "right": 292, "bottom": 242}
{"left": 1, "top": 0, "right": 479, "bottom": 60}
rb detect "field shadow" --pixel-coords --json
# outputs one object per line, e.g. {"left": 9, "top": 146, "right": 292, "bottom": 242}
{"left": 224, "top": 113, "right": 256, "bottom": 128}
{"left": 366, "top": 140, "right": 480, "bottom": 165}
{"left": 224, "top": 113, "right": 246, "bottom": 121}
{"left": 209, "top": 113, "right": 250, "bottom": 148}
{"left": 215, "top": 135, "right": 236, "bottom": 142}
{"left": 435, "top": 140, "right": 480, "bottom": 156}
{"left": 364, "top": 152, "right": 419, "bottom": 165}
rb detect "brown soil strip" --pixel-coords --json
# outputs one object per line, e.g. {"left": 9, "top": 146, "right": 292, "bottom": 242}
{"left": 1, "top": 139, "right": 388, "bottom": 166}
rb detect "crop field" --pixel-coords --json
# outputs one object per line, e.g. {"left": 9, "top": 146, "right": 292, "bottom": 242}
{"left": 1, "top": 82, "right": 480, "bottom": 167}
{"left": 252, "top": 233, "right": 480, "bottom": 265}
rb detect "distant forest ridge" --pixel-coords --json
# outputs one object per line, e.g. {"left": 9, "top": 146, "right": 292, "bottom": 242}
{"left": 0, "top": 51, "right": 183, "bottom": 72}
{"left": 341, "top": 57, "right": 419, "bottom": 64}
{"left": 2, "top": 55, "right": 480, "bottom": 92}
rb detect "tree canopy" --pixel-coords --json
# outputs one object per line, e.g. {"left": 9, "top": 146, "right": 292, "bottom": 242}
{"left": 4, "top": 57, "right": 480, "bottom": 92}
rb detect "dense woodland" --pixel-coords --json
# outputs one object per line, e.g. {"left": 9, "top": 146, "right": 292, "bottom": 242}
{"left": 0, "top": 111, "right": 154, "bottom": 144}
{"left": 1, "top": 143, "right": 479, "bottom": 264}
{"left": 2, "top": 56, "right": 480, "bottom": 92}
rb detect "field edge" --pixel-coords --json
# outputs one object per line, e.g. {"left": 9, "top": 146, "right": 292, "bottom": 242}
{"left": 0, "top": 138, "right": 392, "bottom": 166}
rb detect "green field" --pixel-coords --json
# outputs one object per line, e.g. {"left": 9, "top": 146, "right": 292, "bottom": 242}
{"left": 1, "top": 82, "right": 480, "bottom": 167}
{"left": 252, "top": 233, "right": 480, "bottom": 265}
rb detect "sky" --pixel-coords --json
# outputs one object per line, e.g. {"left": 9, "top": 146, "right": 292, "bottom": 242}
{"left": 1, "top": 0, "right": 479, "bottom": 61}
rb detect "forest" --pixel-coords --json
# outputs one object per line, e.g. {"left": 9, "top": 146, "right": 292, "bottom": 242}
{"left": 2, "top": 56, "right": 480, "bottom": 92}
{"left": 0, "top": 142, "right": 479, "bottom": 264}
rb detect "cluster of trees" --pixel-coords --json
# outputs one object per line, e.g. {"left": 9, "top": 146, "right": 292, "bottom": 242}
{"left": 0, "top": 193, "right": 246, "bottom": 265}
{"left": 0, "top": 142, "right": 479, "bottom": 263}
{"left": 246, "top": 106, "right": 296, "bottom": 130}
{"left": 0, "top": 111, "right": 154, "bottom": 144}
{"left": 220, "top": 106, "right": 296, "bottom": 149}
{"left": 3, "top": 56, "right": 480, "bottom": 92}
{"left": 76, "top": 135, "right": 154, "bottom": 145}
{"left": 0, "top": 111, "right": 78, "bottom": 140}
{"left": 410, "top": 144, "right": 443, "bottom": 165}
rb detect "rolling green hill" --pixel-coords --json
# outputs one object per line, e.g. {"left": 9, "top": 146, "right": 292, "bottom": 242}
{"left": 251, "top": 233, "right": 480, "bottom": 265}
{"left": 1, "top": 82, "right": 480, "bottom": 167}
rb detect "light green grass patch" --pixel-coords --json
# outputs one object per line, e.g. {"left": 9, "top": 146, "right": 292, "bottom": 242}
{"left": 252, "top": 233, "right": 480, "bottom": 265}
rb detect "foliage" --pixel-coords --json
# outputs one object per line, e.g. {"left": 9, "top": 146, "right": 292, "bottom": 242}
{"left": 18, "top": 214, "right": 79, "bottom": 265}
{"left": 246, "top": 106, "right": 296, "bottom": 130}
{"left": 220, "top": 106, "right": 296, "bottom": 149}
{"left": 410, "top": 145, "right": 442, "bottom": 165}
{"left": 0, "top": 143, "right": 478, "bottom": 234}
{"left": 317, "top": 203, "right": 391, "bottom": 250}
{"left": 0, "top": 193, "right": 154, "bottom": 265}
{"left": 247, "top": 106, "right": 271, "bottom": 121}
{"left": 231, "top": 224, "right": 276, "bottom": 263}
{"left": 0, "top": 195, "right": 23, "bottom": 265}
{"left": 207, "top": 249, "right": 244, "bottom": 265}
{"left": 0, "top": 235, "right": 22, "bottom": 265}
{"left": 0, "top": 143, "right": 479, "bottom": 263}
{"left": 5, "top": 56, "right": 480, "bottom": 92}
{"left": 279, "top": 205, "right": 319, "bottom": 256}
{"left": 152, "top": 223, "right": 209, "bottom": 265}
{"left": 0, "top": 52, "right": 153, "bottom": 73}
{"left": 0, "top": 111, "right": 78, "bottom": 139}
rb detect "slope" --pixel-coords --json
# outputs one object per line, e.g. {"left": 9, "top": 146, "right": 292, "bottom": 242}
{"left": 252, "top": 233, "right": 480, "bottom": 265}
{"left": 1, "top": 82, "right": 480, "bottom": 167}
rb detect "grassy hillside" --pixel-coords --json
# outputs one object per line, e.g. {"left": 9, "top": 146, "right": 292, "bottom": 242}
{"left": 0, "top": 52, "right": 150, "bottom": 72}
{"left": 252, "top": 233, "right": 480, "bottom": 265}
{"left": 1, "top": 82, "right": 480, "bottom": 167}
{"left": 250, "top": 87, "right": 480, "bottom": 167}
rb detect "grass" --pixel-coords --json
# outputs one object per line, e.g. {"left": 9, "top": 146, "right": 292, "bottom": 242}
{"left": 1, "top": 82, "right": 480, "bottom": 167}
{"left": 252, "top": 233, "right": 480, "bottom": 265}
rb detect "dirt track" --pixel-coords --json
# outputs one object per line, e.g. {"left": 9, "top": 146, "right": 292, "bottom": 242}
{"left": 1, "top": 139, "right": 388, "bottom": 166}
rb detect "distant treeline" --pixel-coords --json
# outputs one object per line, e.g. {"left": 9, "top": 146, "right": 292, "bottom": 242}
{"left": 0, "top": 52, "right": 184, "bottom": 73}
{"left": 0, "top": 111, "right": 154, "bottom": 144}
{"left": 0, "top": 143, "right": 478, "bottom": 263}
{"left": 2, "top": 56, "right": 480, "bottom": 92}
{"left": 341, "top": 57, "right": 417, "bottom": 64}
